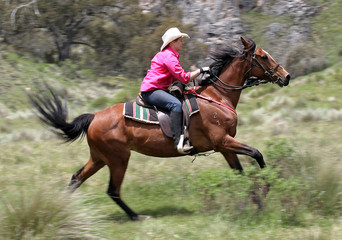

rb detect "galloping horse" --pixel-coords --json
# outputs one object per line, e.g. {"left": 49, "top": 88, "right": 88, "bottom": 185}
{"left": 29, "top": 37, "right": 290, "bottom": 220}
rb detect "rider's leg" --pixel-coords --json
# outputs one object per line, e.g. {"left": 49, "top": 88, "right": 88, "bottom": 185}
{"left": 169, "top": 111, "right": 193, "bottom": 153}
{"left": 140, "top": 90, "right": 193, "bottom": 154}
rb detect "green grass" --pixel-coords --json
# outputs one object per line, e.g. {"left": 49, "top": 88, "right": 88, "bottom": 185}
{"left": 1, "top": 136, "right": 342, "bottom": 239}
{"left": 1, "top": 71, "right": 342, "bottom": 239}
{"left": 311, "top": 0, "right": 342, "bottom": 63}
{"left": 1, "top": 10, "right": 342, "bottom": 237}
{"left": 0, "top": 183, "right": 105, "bottom": 240}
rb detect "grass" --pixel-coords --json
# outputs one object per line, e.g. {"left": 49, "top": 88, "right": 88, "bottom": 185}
{"left": 1, "top": 74, "right": 342, "bottom": 239}
{"left": 0, "top": 48, "right": 138, "bottom": 113}
{"left": 311, "top": 0, "right": 342, "bottom": 63}
{"left": 0, "top": 140, "right": 342, "bottom": 239}
{"left": 1, "top": 136, "right": 342, "bottom": 239}
{"left": 1, "top": 6, "right": 342, "bottom": 237}
{"left": 0, "top": 183, "right": 104, "bottom": 240}
{"left": 2, "top": 102, "right": 342, "bottom": 239}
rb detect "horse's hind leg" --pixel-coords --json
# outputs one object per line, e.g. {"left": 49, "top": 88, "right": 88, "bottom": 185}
{"left": 221, "top": 136, "right": 266, "bottom": 168}
{"left": 106, "top": 150, "right": 148, "bottom": 221}
{"left": 68, "top": 154, "right": 105, "bottom": 192}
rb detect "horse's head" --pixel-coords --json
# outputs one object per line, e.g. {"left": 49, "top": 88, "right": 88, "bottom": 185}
{"left": 241, "top": 36, "right": 291, "bottom": 87}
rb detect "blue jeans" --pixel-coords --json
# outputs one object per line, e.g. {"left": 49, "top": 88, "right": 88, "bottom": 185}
{"left": 141, "top": 90, "right": 182, "bottom": 113}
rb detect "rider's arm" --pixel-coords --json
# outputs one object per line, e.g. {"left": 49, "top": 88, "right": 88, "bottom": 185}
{"left": 190, "top": 69, "right": 201, "bottom": 81}
{"left": 190, "top": 66, "right": 211, "bottom": 81}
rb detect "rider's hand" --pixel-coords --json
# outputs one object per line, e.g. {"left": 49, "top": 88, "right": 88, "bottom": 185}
{"left": 200, "top": 66, "right": 210, "bottom": 74}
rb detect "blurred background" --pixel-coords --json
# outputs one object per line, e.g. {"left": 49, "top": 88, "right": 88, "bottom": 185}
{"left": 0, "top": 0, "right": 341, "bottom": 239}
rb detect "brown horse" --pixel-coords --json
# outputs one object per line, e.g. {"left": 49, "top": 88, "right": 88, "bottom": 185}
{"left": 29, "top": 37, "right": 290, "bottom": 220}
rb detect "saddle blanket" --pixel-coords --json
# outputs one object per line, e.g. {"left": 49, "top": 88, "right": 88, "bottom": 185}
{"left": 123, "top": 94, "right": 199, "bottom": 124}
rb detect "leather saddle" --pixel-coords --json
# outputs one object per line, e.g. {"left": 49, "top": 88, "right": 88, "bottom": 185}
{"left": 136, "top": 82, "right": 191, "bottom": 141}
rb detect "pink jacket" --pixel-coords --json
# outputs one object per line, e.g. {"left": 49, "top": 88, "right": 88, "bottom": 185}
{"left": 140, "top": 47, "right": 191, "bottom": 92}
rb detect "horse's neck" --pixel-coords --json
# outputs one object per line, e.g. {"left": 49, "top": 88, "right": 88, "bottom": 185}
{"left": 204, "top": 59, "right": 248, "bottom": 109}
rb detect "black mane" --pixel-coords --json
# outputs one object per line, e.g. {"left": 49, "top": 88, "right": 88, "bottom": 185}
{"left": 210, "top": 46, "right": 241, "bottom": 77}
{"left": 209, "top": 38, "right": 256, "bottom": 78}
{"left": 197, "top": 38, "right": 256, "bottom": 86}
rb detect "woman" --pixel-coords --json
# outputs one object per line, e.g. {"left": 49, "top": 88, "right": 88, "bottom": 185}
{"left": 140, "top": 27, "right": 209, "bottom": 154}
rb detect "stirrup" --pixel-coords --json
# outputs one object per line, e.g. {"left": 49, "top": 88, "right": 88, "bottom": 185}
{"left": 176, "top": 135, "right": 194, "bottom": 154}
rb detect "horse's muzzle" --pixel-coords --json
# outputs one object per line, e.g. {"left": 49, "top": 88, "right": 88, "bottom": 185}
{"left": 277, "top": 74, "right": 291, "bottom": 87}
{"left": 283, "top": 74, "right": 291, "bottom": 86}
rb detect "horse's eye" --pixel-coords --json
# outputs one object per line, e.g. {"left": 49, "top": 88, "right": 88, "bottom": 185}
{"left": 261, "top": 55, "right": 268, "bottom": 60}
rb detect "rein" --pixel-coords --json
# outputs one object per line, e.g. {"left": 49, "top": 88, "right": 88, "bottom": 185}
{"left": 184, "top": 44, "right": 282, "bottom": 115}
{"left": 209, "top": 45, "right": 280, "bottom": 91}
{"left": 210, "top": 74, "right": 267, "bottom": 90}
{"left": 184, "top": 88, "right": 237, "bottom": 115}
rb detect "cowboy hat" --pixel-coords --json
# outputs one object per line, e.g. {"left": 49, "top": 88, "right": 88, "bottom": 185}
{"left": 160, "top": 27, "right": 190, "bottom": 51}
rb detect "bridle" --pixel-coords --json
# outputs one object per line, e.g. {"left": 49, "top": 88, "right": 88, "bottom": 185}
{"left": 208, "top": 45, "right": 280, "bottom": 91}
{"left": 244, "top": 45, "right": 280, "bottom": 83}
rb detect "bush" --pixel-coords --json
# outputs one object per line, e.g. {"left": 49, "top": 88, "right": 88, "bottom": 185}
{"left": 285, "top": 43, "right": 328, "bottom": 78}
{"left": 297, "top": 152, "right": 342, "bottom": 216}
{"left": 188, "top": 138, "right": 342, "bottom": 226}
{"left": 0, "top": 182, "right": 104, "bottom": 240}
{"left": 264, "top": 138, "right": 342, "bottom": 217}
{"left": 90, "top": 96, "right": 110, "bottom": 109}
{"left": 264, "top": 138, "right": 296, "bottom": 177}
{"left": 291, "top": 108, "right": 342, "bottom": 122}
{"left": 110, "top": 84, "right": 140, "bottom": 104}
{"left": 189, "top": 168, "right": 256, "bottom": 212}
{"left": 332, "top": 68, "right": 342, "bottom": 83}
{"left": 188, "top": 165, "right": 305, "bottom": 226}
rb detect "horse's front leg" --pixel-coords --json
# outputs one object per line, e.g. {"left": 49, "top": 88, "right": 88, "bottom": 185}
{"left": 219, "top": 136, "right": 269, "bottom": 208}
{"left": 221, "top": 151, "right": 244, "bottom": 172}
{"left": 218, "top": 135, "right": 266, "bottom": 169}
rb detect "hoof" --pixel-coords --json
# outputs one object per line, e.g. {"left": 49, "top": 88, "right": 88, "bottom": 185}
{"left": 133, "top": 215, "right": 151, "bottom": 221}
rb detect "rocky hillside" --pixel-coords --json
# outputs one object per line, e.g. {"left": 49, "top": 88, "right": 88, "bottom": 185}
{"left": 140, "top": 0, "right": 322, "bottom": 65}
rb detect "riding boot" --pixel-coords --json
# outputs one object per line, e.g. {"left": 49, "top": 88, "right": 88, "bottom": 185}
{"left": 170, "top": 111, "right": 194, "bottom": 154}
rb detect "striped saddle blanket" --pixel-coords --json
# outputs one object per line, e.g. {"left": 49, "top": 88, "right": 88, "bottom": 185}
{"left": 123, "top": 94, "right": 199, "bottom": 124}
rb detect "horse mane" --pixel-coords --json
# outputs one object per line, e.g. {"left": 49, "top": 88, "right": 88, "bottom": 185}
{"left": 207, "top": 37, "right": 256, "bottom": 80}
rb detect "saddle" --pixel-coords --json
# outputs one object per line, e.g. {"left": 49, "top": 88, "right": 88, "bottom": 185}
{"left": 135, "top": 92, "right": 191, "bottom": 140}
{"left": 135, "top": 93, "right": 174, "bottom": 138}
{"left": 123, "top": 82, "right": 199, "bottom": 143}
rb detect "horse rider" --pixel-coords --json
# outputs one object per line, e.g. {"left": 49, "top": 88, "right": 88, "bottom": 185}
{"left": 140, "top": 27, "right": 210, "bottom": 154}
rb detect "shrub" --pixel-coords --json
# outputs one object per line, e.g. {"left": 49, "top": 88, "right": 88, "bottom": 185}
{"left": 264, "top": 138, "right": 296, "bottom": 177}
{"left": 0, "top": 182, "right": 104, "bottom": 240}
{"left": 285, "top": 43, "right": 328, "bottom": 78}
{"left": 297, "top": 152, "right": 342, "bottom": 216}
{"left": 332, "top": 68, "right": 342, "bottom": 83}
{"left": 110, "top": 84, "right": 140, "bottom": 104}
{"left": 266, "top": 96, "right": 294, "bottom": 111}
{"left": 189, "top": 168, "right": 255, "bottom": 213}
{"left": 291, "top": 108, "right": 342, "bottom": 122}
{"left": 249, "top": 84, "right": 276, "bottom": 98}
{"left": 264, "top": 139, "right": 342, "bottom": 217}
{"left": 246, "top": 108, "right": 267, "bottom": 125}
{"left": 90, "top": 96, "right": 109, "bottom": 109}
{"left": 188, "top": 165, "right": 306, "bottom": 226}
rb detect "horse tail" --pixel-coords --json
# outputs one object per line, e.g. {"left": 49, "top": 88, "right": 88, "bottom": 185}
{"left": 28, "top": 85, "right": 94, "bottom": 142}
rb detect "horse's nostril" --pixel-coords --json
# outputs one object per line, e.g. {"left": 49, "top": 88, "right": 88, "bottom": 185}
{"left": 284, "top": 75, "right": 291, "bottom": 86}
{"left": 286, "top": 75, "right": 291, "bottom": 82}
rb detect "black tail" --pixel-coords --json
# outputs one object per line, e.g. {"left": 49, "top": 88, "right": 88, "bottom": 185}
{"left": 28, "top": 85, "right": 94, "bottom": 142}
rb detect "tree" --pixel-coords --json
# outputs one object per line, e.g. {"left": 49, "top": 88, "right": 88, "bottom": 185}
{"left": 8, "top": 0, "right": 121, "bottom": 61}
{"left": 122, "top": 17, "right": 207, "bottom": 77}
{"left": 2, "top": 0, "right": 206, "bottom": 78}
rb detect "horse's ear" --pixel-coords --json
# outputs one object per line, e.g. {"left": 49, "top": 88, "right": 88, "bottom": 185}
{"left": 241, "top": 36, "right": 251, "bottom": 49}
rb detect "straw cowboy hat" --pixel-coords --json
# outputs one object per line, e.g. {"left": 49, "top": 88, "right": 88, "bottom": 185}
{"left": 160, "top": 27, "right": 190, "bottom": 51}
